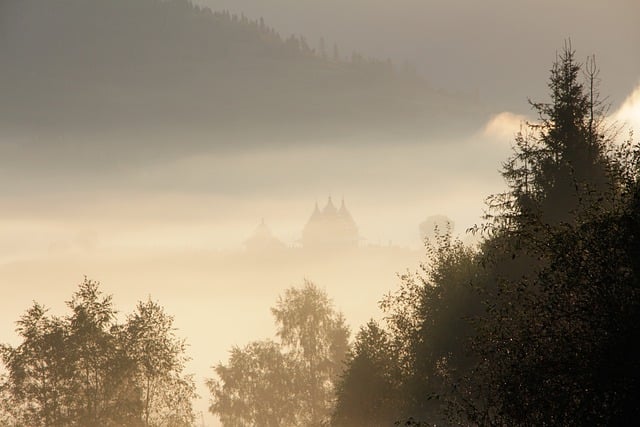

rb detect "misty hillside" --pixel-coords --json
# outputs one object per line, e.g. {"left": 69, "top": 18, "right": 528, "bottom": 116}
{"left": 0, "top": 0, "right": 485, "bottom": 142}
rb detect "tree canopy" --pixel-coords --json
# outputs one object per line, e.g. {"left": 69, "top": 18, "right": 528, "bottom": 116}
{"left": 0, "top": 278, "right": 196, "bottom": 427}
{"left": 333, "top": 44, "right": 640, "bottom": 426}
{"left": 209, "top": 281, "right": 350, "bottom": 427}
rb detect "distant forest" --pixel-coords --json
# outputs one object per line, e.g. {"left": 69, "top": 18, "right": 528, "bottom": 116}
{"left": 0, "top": 0, "right": 482, "bottom": 140}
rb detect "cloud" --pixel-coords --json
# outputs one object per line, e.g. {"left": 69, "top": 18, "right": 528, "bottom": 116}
{"left": 482, "top": 111, "right": 528, "bottom": 142}
{"left": 482, "top": 82, "right": 640, "bottom": 145}
{"left": 612, "top": 82, "right": 640, "bottom": 133}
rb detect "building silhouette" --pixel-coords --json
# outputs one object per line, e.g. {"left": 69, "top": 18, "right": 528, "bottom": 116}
{"left": 302, "top": 197, "right": 359, "bottom": 250}
{"left": 245, "top": 219, "right": 286, "bottom": 251}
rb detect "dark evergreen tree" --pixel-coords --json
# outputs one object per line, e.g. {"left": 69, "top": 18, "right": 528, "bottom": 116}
{"left": 469, "top": 45, "right": 640, "bottom": 426}
{"left": 332, "top": 43, "right": 640, "bottom": 427}
{"left": 332, "top": 321, "right": 401, "bottom": 427}
{"left": 488, "top": 43, "right": 614, "bottom": 229}
{"left": 334, "top": 228, "right": 482, "bottom": 426}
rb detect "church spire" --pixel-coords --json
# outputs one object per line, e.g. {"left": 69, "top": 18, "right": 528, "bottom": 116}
{"left": 323, "top": 196, "right": 337, "bottom": 214}
{"left": 309, "top": 200, "right": 321, "bottom": 221}
{"left": 338, "top": 197, "right": 355, "bottom": 224}
{"left": 302, "top": 196, "right": 359, "bottom": 249}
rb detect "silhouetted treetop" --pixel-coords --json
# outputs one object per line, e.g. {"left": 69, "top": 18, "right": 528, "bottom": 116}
{"left": 487, "top": 44, "right": 615, "bottom": 230}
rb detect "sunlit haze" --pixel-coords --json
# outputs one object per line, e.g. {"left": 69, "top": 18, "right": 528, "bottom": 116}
{"left": 1, "top": 0, "right": 638, "bottom": 425}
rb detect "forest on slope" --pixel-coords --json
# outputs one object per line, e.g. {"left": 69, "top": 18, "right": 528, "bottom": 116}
{"left": 0, "top": 0, "right": 484, "bottom": 143}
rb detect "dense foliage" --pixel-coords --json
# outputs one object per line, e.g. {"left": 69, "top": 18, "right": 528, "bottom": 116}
{"left": 0, "top": 278, "right": 196, "bottom": 427}
{"left": 332, "top": 45, "right": 640, "bottom": 426}
{"left": 208, "top": 281, "right": 350, "bottom": 426}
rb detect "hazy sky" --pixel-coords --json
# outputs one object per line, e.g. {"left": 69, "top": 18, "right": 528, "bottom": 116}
{"left": 1, "top": 1, "right": 639, "bottom": 425}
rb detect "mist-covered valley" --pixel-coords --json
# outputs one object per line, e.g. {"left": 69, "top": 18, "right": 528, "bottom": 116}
{"left": 1, "top": 0, "right": 639, "bottom": 426}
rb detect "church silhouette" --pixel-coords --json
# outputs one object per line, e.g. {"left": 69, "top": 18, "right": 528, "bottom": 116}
{"left": 302, "top": 197, "right": 359, "bottom": 250}
{"left": 245, "top": 197, "right": 359, "bottom": 251}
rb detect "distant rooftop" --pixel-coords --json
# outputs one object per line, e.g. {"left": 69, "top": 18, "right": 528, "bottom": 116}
{"left": 302, "top": 197, "right": 358, "bottom": 250}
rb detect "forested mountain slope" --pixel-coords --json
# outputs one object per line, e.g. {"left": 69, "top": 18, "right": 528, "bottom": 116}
{"left": 0, "top": 0, "right": 484, "bottom": 142}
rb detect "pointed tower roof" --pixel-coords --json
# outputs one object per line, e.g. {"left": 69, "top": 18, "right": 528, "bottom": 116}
{"left": 309, "top": 201, "right": 321, "bottom": 220}
{"left": 338, "top": 197, "right": 348, "bottom": 214}
{"left": 304, "top": 202, "right": 322, "bottom": 231}
{"left": 323, "top": 196, "right": 337, "bottom": 215}
{"left": 338, "top": 197, "right": 356, "bottom": 224}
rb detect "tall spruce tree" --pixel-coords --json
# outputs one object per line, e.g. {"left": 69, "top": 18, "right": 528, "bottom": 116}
{"left": 471, "top": 45, "right": 640, "bottom": 426}
{"left": 490, "top": 43, "right": 613, "bottom": 230}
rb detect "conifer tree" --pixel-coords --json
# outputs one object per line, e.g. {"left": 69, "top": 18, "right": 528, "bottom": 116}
{"left": 490, "top": 43, "right": 613, "bottom": 229}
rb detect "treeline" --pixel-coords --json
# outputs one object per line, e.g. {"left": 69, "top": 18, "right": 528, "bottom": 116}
{"left": 2, "top": 0, "right": 439, "bottom": 139}
{"left": 0, "top": 279, "right": 196, "bottom": 426}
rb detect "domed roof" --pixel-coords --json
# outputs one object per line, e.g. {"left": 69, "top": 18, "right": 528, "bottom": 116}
{"left": 245, "top": 219, "right": 285, "bottom": 251}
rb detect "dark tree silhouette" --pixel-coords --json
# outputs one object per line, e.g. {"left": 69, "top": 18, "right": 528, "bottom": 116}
{"left": 332, "top": 44, "right": 640, "bottom": 427}
{"left": 334, "top": 228, "right": 482, "bottom": 425}
{"left": 332, "top": 321, "right": 401, "bottom": 427}
{"left": 468, "top": 45, "right": 640, "bottom": 426}
{"left": 488, "top": 43, "right": 614, "bottom": 229}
